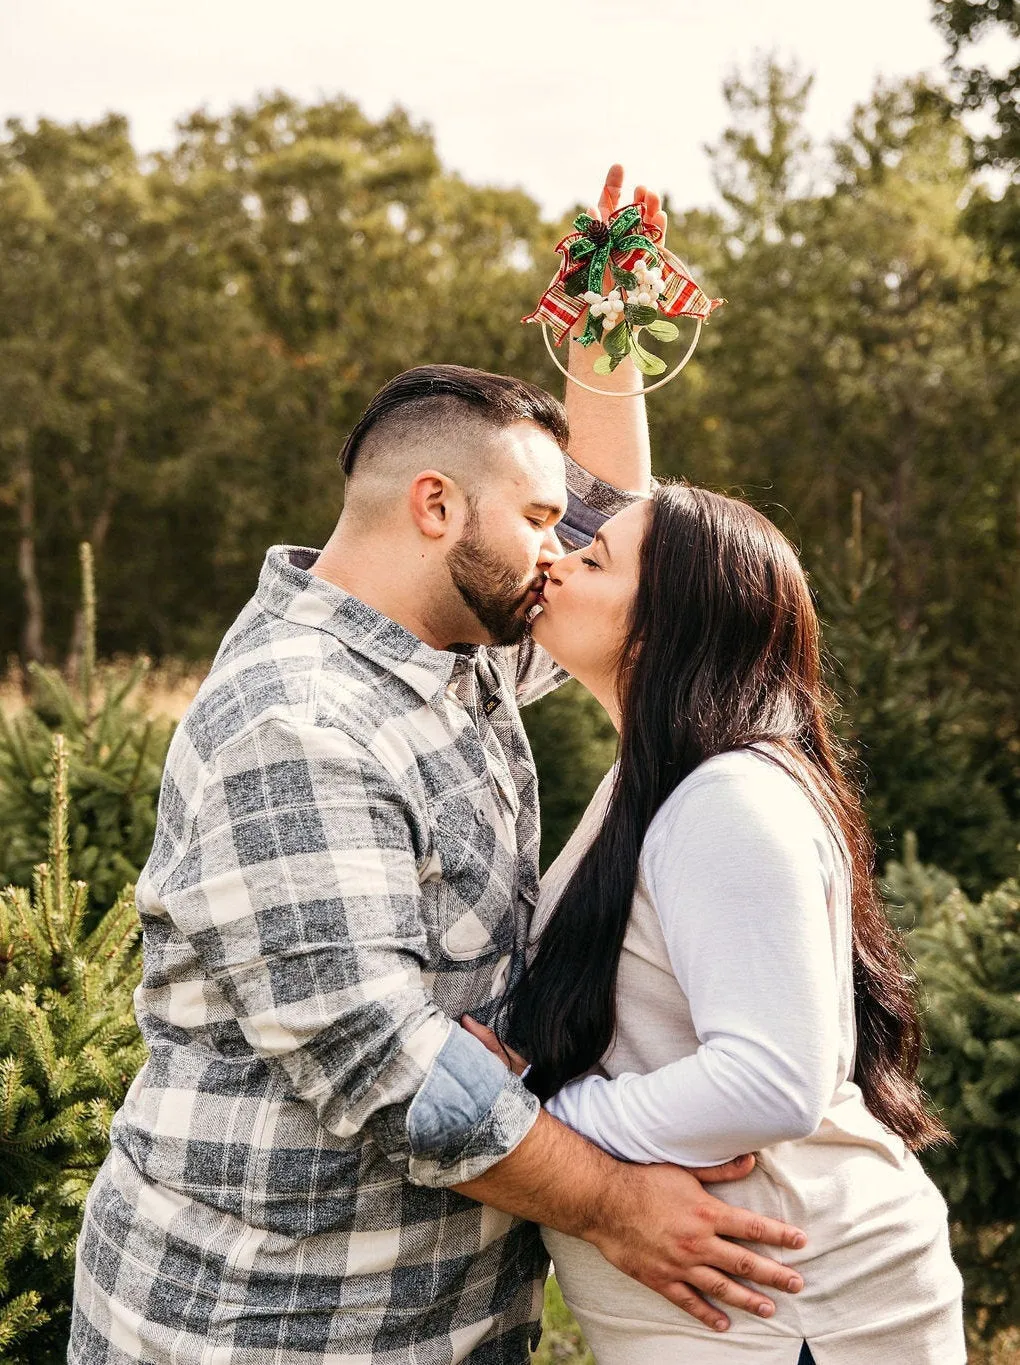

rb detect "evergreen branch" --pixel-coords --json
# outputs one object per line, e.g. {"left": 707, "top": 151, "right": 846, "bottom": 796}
{"left": 124, "top": 718, "right": 154, "bottom": 795}
{"left": 81, "top": 888, "right": 141, "bottom": 980}
{"left": 0, "top": 1289, "right": 49, "bottom": 1353}
{"left": 0, "top": 1056, "right": 34, "bottom": 1138}
{"left": 105, "top": 655, "right": 150, "bottom": 714}
{"left": 25, "top": 665, "right": 87, "bottom": 739}
{"left": 47, "top": 736, "right": 70, "bottom": 933}
{"left": 79, "top": 543, "right": 96, "bottom": 736}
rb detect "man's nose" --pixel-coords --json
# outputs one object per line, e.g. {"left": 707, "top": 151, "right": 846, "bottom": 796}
{"left": 539, "top": 527, "right": 565, "bottom": 567}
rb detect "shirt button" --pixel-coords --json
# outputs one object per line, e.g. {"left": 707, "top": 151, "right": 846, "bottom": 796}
{"left": 445, "top": 682, "right": 459, "bottom": 701}
{"left": 474, "top": 808, "right": 487, "bottom": 825}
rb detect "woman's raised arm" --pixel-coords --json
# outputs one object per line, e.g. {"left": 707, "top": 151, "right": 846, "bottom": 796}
{"left": 562, "top": 164, "right": 663, "bottom": 495}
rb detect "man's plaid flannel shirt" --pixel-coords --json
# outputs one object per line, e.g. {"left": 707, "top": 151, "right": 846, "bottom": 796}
{"left": 70, "top": 456, "right": 638, "bottom": 1365}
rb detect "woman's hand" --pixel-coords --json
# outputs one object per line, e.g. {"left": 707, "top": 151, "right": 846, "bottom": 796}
{"left": 461, "top": 1015, "right": 528, "bottom": 1077}
{"left": 572, "top": 163, "right": 669, "bottom": 325}
{"left": 564, "top": 163, "right": 665, "bottom": 490}
{"left": 590, "top": 164, "right": 668, "bottom": 259}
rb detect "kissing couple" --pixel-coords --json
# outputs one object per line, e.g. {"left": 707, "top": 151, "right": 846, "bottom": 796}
{"left": 70, "top": 167, "right": 964, "bottom": 1365}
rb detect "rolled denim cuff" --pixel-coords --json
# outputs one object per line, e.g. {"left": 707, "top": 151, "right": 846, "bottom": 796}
{"left": 406, "top": 1025, "right": 540, "bottom": 1187}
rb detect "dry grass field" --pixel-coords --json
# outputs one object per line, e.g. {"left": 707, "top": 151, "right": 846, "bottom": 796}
{"left": 1, "top": 657, "right": 206, "bottom": 722}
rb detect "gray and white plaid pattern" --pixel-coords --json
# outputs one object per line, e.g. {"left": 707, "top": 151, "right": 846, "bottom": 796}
{"left": 70, "top": 465, "right": 637, "bottom": 1365}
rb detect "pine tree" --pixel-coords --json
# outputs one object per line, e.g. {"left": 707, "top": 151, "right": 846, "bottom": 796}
{"left": 885, "top": 844, "right": 1020, "bottom": 1346}
{"left": 819, "top": 492, "right": 1018, "bottom": 895}
{"left": 0, "top": 732, "right": 145, "bottom": 1364}
{"left": 0, "top": 543, "right": 174, "bottom": 914}
{"left": 0, "top": 1200, "right": 50, "bottom": 1358}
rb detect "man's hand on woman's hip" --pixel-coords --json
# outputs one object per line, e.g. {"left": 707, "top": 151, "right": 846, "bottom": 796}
{"left": 584, "top": 1156, "right": 805, "bottom": 1332}
{"left": 453, "top": 1100, "right": 805, "bottom": 1334}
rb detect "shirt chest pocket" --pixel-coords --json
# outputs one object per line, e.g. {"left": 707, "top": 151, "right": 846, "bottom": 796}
{"left": 424, "top": 779, "right": 519, "bottom": 963}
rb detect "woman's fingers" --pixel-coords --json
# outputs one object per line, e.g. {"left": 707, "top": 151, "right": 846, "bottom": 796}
{"left": 592, "top": 168, "right": 668, "bottom": 239}
{"left": 598, "top": 163, "right": 625, "bottom": 222}
{"left": 461, "top": 1015, "right": 502, "bottom": 1055}
{"left": 635, "top": 183, "right": 668, "bottom": 238}
{"left": 460, "top": 1015, "right": 527, "bottom": 1074}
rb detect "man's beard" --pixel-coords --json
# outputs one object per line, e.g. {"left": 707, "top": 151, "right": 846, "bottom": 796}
{"left": 446, "top": 506, "right": 539, "bottom": 646}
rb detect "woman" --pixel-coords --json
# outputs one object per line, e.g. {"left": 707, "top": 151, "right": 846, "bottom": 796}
{"left": 473, "top": 484, "right": 965, "bottom": 1362}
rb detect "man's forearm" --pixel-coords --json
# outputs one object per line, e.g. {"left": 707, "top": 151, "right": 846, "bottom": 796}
{"left": 564, "top": 323, "right": 652, "bottom": 495}
{"left": 452, "top": 1108, "right": 610, "bottom": 1238}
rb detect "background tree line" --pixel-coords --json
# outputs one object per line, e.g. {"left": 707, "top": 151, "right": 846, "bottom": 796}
{"left": 1, "top": 56, "right": 1017, "bottom": 891}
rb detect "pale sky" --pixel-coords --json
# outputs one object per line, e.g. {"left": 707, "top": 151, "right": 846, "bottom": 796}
{"left": 0, "top": 0, "right": 962, "bottom": 217}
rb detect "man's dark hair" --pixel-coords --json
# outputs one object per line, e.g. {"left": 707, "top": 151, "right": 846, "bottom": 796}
{"left": 340, "top": 364, "right": 569, "bottom": 476}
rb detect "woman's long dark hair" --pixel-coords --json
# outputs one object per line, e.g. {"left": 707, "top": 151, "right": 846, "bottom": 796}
{"left": 510, "top": 482, "right": 947, "bottom": 1150}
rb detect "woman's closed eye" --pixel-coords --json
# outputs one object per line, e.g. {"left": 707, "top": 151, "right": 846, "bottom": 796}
{"left": 580, "top": 555, "right": 601, "bottom": 569}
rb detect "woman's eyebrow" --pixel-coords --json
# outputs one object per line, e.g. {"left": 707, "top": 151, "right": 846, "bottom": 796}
{"left": 593, "top": 530, "right": 612, "bottom": 561}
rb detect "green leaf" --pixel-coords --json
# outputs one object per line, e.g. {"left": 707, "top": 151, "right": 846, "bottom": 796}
{"left": 563, "top": 269, "right": 590, "bottom": 298}
{"left": 625, "top": 304, "right": 659, "bottom": 326}
{"left": 610, "top": 266, "right": 638, "bottom": 290}
{"left": 592, "top": 354, "right": 614, "bottom": 376}
{"left": 603, "top": 321, "right": 629, "bottom": 358}
{"left": 628, "top": 334, "right": 667, "bottom": 375}
{"left": 577, "top": 309, "right": 603, "bottom": 347}
{"left": 644, "top": 318, "right": 680, "bottom": 342}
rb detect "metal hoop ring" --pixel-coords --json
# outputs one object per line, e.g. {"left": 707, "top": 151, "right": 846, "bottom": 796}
{"left": 542, "top": 317, "right": 703, "bottom": 397}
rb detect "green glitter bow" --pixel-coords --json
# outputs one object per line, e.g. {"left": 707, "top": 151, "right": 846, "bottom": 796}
{"left": 563, "top": 205, "right": 659, "bottom": 345}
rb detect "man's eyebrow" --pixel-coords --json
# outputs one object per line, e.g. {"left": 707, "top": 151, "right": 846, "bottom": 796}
{"left": 528, "top": 500, "right": 567, "bottom": 520}
{"left": 593, "top": 530, "right": 612, "bottom": 561}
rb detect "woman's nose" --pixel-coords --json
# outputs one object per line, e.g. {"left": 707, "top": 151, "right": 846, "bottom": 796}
{"left": 546, "top": 549, "right": 580, "bottom": 586}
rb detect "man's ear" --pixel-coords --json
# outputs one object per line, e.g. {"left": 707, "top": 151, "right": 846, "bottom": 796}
{"left": 409, "top": 470, "right": 465, "bottom": 541}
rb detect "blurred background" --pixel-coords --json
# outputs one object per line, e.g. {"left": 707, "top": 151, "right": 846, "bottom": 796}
{"left": 0, "top": 1, "right": 1016, "bottom": 1361}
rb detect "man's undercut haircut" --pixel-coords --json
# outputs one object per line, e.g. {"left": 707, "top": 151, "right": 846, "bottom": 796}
{"left": 339, "top": 364, "right": 569, "bottom": 478}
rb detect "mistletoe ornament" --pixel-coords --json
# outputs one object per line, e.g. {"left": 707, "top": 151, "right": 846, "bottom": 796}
{"left": 523, "top": 202, "right": 724, "bottom": 389}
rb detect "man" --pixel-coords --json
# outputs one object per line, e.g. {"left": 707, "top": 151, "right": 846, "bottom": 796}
{"left": 71, "top": 171, "right": 808, "bottom": 1363}
{"left": 70, "top": 362, "right": 805, "bottom": 1365}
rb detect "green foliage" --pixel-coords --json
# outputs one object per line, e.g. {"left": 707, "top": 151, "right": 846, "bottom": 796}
{"left": 0, "top": 96, "right": 553, "bottom": 661}
{"left": 531, "top": 1276, "right": 594, "bottom": 1364}
{"left": 0, "top": 733, "right": 145, "bottom": 1364}
{"left": 932, "top": 0, "right": 1020, "bottom": 171}
{"left": 643, "top": 318, "right": 679, "bottom": 342}
{"left": 522, "top": 680, "right": 617, "bottom": 871}
{"left": 0, "top": 71, "right": 1016, "bottom": 899}
{"left": 0, "top": 1200, "right": 50, "bottom": 1357}
{"left": 819, "top": 495, "right": 1019, "bottom": 895}
{"left": 887, "top": 845, "right": 1020, "bottom": 1344}
{"left": 0, "top": 545, "right": 175, "bottom": 913}
{"left": 628, "top": 330, "right": 666, "bottom": 375}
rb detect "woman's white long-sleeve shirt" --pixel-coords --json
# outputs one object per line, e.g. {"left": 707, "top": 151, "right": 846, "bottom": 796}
{"left": 535, "top": 748, "right": 964, "bottom": 1364}
{"left": 545, "top": 749, "right": 843, "bottom": 1166}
